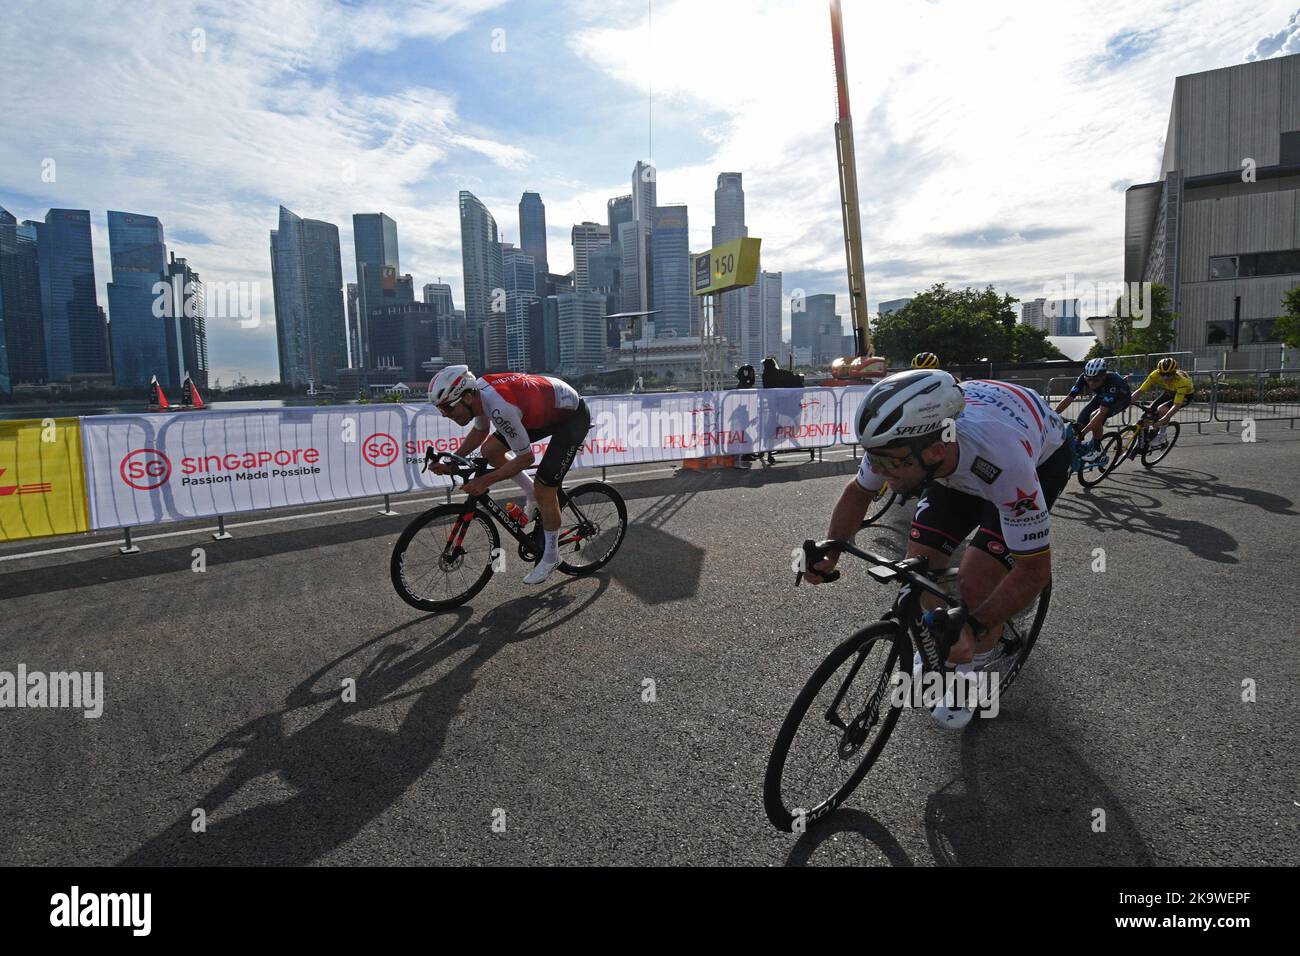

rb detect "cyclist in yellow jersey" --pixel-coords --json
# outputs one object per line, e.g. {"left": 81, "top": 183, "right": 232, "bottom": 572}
{"left": 1133, "top": 357, "right": 1195, "bottom": 448}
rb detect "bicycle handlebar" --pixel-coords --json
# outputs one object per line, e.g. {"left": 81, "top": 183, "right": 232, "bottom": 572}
{"left": 421, "top": 449, "right": 488, "bottom": 487}
{"left": 794, "top": 537, "right": 969, "bottom": 652}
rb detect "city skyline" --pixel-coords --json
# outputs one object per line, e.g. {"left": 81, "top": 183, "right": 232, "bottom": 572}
{"left": 3, "top": 0, "right": 1298, "bottom": 383}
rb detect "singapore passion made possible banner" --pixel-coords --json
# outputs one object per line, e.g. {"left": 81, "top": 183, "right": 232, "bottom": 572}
{"left": 78, "top": 388, "right": 869, "bottom": 531}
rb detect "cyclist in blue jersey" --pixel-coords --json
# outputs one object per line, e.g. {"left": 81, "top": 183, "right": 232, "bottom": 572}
{"left": 1054, "top": 358, "right": 1131, "bottom": 460}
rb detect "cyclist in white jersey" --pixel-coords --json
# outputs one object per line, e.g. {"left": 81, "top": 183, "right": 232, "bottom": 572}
{"left": 803, "top": 370, "right": 1072, "bottom": 726}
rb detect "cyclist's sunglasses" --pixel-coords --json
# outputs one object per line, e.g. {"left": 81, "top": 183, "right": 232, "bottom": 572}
{"left": 436, "top": 398, "right": 460, "bottom": 416}
{"left": 865, "top": 448, "right": 917, "bottom": 472}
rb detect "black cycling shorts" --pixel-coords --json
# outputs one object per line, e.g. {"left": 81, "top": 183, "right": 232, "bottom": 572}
{"left": 908, "top": 440, "right": 1072, "bottom": 571}
{"left": 485, "top": 399, "right": 591, "bottom": 487}
{"left": 1075, "top": 392, "right": 1130, "bottom": 427}
{"left": 529, "top": 399, "right": 592, "bottom": 487}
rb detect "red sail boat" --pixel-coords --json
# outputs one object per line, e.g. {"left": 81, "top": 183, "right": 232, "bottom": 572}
{"left": 180, "top": 372, "right": 207, "bottom": 410}
{"left": 147, "top": 375, "right": 171, "bottom": 410}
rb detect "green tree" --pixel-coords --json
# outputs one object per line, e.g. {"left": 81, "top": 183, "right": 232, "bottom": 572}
{"left": 870, "top": 283, "right": 1020, "bottom": 365}
{"left": 1275, "top": 286, "right": 1300, "bottom": 349}
{"left": 1109, "top": 282, "right": 1176, "bottom": 356}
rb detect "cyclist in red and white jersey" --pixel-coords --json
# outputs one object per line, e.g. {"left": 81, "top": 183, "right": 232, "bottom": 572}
{"left": 428, "top": 365, "right": 591, "bottom": 584}
{"left": 803, "top": 370, "right": 1072, "bottom": 727}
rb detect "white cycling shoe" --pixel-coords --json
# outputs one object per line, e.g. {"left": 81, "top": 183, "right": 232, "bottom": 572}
{"left": 912, "top": 652, "right": 976, "bottom": 730}
{"left": 523, "top": 554, "right": 560, "bottom": 585}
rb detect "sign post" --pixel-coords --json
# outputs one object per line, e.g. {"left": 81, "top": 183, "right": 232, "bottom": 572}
{"left": 693, "top": 238, "right": 762, "bottom": 391}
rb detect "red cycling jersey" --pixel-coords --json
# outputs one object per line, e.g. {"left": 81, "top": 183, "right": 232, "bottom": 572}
{"left": 475, "top": 373, "right": 580, "bottom": 453}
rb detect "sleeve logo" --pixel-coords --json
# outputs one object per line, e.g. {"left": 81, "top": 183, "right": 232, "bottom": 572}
{"left": 970, "top": 456, "right": 1002, "bottom": 484}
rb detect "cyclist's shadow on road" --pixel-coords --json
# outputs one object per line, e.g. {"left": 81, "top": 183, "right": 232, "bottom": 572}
{"left": 923, "top": 712, "right": 1156, "bottom": 866}
{"left": 1053, "top": 485, "right": 1240, "bottom": 564}
{"left": 783, "top": 808, "right": 915, "bottom": 867}
{"left": 121, "top": 577, "right": 610, "bottom": 866}
{"left": 1119, "top": 466, "right": 1298, "bottom": 516}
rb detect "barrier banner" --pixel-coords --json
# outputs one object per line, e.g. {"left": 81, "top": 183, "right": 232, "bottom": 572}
{"left": 75, "top": 389, "right": 865, "bottom": 533}
{"left": 0, "top": 417, "right": 90, "bottom": 542}
{"left": 81, "top": 407, "right": 416, "bottom": 530}
{"left": 835, "top": 385, "right": 876, "bottom": 445}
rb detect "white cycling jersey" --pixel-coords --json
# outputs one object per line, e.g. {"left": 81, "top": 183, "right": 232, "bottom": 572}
{"left": 855, "top": 379, "right": 1069, "bottom": 555}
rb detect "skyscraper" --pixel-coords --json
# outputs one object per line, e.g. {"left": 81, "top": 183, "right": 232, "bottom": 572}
{"left": 270, "top": 205, "right": 348, "bottom": 388}
{"left": 501, "top": 242, "right": 536, "bottom": 371}
{"left": 423, "top": 282, "right": 454, "bottom": 316}
{"left": 607, "top": 195, "right": 633, "bottom": 242}
{"left": 805, "top": 293, "right": 840, "bottom": 365}
{"left": 35, "top": 209, "right": 107, "bottom": 382}
{"left": 346, "top": 282, "right": 360, "bottom": 367}
{"left": 761, "top": 271, "right": 783, "bottom": 359}
{"left": 632, "top": 161, "right": 657, "bottom": 224}
{"left": 617, "top": 220, "right": 650, "bottom": 314}
{"left": 161, "top": 252, "right": 209, "bottom": 390}
{"left": 571, "top": 222, "right": 611, "bottom": 293}
{"left": 422, "top": 282, "right": 463, "bottom": 365}
{"left": 352, "top": 212, "right": 399, "bottom": 369}
{"left": 519, "top": 192, "right": 548, "bottom": 293}
{"left": 459, "top": 191, "right": 502, "bottom": 371}
{"left": 651, "top": 205, "right": 690, "bottom": 337}
{"left": 712, "top": 173, "right": 753, "bottom": 358}
{"left": 556, "top": 291, "right": 608, "bottom": 374}
{"left": 0, "top": 208, "right": 47, "bottom": 388}
{"left": 369, "top": 302, "right": 438, "bottom": 380}
{"left": 107, "top": 210, "right": 169, "bottom": 389}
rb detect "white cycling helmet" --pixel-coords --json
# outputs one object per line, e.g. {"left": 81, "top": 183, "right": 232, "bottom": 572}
{"left": 1083, "top": 358, "right": 1107, "bottom": 377}
{"left": 428, "top": 365, "right": 476, "bottom": 406}
{"left": 855, "top": 369, "right": 965, "bottom": 449}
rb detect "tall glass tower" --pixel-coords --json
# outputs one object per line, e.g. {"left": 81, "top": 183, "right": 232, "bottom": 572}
{"left": 352, "top": 212, "right": 399, "bottom": 369}
{"left": 651, "top": 205, "right": 690, "bottom": 337}
{"left": 107, "top": 211, "right": 168, "bottom": 389}
{"left": 0, "top": 208, "right": 48, "bottom": 388}
{"left": 518, "top": 192, "right": 548, "bottom": 292}
{"left": 270, "top": 206, "right": 347, "bottom": 388}
{"left": 458, "top": 191, "right": 502, "bottom": 371}
{"left": 36, "top": 209, "right": 107, "bottom": 382}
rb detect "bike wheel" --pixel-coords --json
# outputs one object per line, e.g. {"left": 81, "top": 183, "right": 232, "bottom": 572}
{"left": 860, "top": 484, "right": 898, "bottom": 528}
{"left": 1076, "top": 433, "right": 1121, "bottom": 487}
{"left": 390, "top": 504, "right": 499, "bottom": 612}
{"left": 764, "top": 622, "right": 907, "bottom": 832}
{"left": 1098, "top": 427, "right": 1135, "bottom": 477}
{"left": 555, "top": 482, "right": 628, "bottom": 576}
{"left": 978, "top": 580, "right": 1051, "bottom": 704}
{"left": 1141, "top": 421, "right": 1180, "bottom": 467}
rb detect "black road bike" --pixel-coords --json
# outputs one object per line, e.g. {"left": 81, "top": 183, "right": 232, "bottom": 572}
{"left": 390, "top": 451, "right": 627, "bottom": 611}
{"left": 1103, "top": 400, "right": 1181, "bottom": 476}
{"left": 763, "top": 538, "right": 1052, "bottom": 832}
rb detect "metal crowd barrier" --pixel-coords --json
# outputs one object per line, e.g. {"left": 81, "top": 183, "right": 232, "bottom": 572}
{"left": 1211, "top": 369, "right": 1300, "bottom": 427}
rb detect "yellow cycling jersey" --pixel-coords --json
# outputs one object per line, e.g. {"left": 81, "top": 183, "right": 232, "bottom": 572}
{"left": 1139, "top": 369, "right": 1195, "bottom": 402}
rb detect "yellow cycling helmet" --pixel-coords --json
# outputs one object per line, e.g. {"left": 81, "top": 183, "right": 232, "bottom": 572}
{"left": 1156, "top": 357, "right": 1178, "bottom": 375}
{"left": 911, "top": 351, "right": 940, "bottom": 369}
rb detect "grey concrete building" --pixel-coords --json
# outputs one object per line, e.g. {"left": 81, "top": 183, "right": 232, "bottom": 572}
{"left": 1125, "top": 54, "right": 1300, "bottom": 368}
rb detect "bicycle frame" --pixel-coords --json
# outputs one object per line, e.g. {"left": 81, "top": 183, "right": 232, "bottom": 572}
{"left": 799, "top": 538, "right": 962, "bottom": 675}
{"left": 435, "top": 454, "right": 594, "bottom": 562}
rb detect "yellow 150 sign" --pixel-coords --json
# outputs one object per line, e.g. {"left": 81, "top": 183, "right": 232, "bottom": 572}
{"left": 693, "top": 237, "right": 761, "bottom": 295}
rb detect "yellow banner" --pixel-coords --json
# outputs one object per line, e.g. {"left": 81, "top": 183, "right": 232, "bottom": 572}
{"left": 0, "top": 417, "right": 90, "bottom": 542}
{"left": 692, "top": 237, "right": 762, "bottom": 295}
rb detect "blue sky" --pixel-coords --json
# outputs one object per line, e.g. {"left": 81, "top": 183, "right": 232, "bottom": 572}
{"left": 2, "top": 0, "right": 1298, "bottom": 383}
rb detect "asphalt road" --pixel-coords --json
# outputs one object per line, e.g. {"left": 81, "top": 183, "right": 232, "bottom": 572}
{"left": 1, "top": 422, "right": 1297, "bottom": 866}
